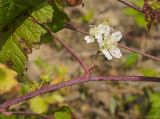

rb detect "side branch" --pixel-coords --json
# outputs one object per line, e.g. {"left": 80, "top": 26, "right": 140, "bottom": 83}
{"left": 118, "top": 44, "right": 160, "bottom": 62}
{"left": 32, "top": 17, "right": 89, "bottom": 74}
{"left": 117, "top": 0, "right": 143, "bottom": 13}
{"left": 0, "top": 76, "right": 160, "bottom": 109}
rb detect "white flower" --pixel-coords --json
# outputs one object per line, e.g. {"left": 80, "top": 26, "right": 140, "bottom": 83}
{"left": 102, "top": 49, "right": 113, "bottom": 60}
{"left": 84, "top": 23, "right": 123, "bottom": 60}
{"left": 111, "top": 31, "right": 122, "bottom": 42}
{"left": 97, "top": 24, "right": 110, "bottom": 36}
{"left": 108, "top": 45, "right": 122, "bottom": 58}
{"left": 84, "top": 35, "right": 94, "bottom": 43}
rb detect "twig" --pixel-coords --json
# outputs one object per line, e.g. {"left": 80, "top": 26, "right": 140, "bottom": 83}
{"left": 118, "top": 44, "right": 160, "bottom": 62}
{"left": 65, "top": 22, "right": 160, "bottom": 62}
{"left": 0, "top": 76, "right": 159, "bottom": 109}
{"left": 31, "top": 17, "right": 89, "bottom": 74}
{"left": 117, "top": 0, "right": 143, "bottom": 13}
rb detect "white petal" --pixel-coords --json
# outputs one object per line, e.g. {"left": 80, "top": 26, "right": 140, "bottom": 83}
{"left": 109, "top": 46, "right": 122, "bottom": 58}
{"left": 84, "top": 36, "right": 94, "bottom": 43}
{"left": 105, "top": 26, "right": 110, "bottom": 35}
{"left": 98, "top": 24, "right": 110, "bottom": 35}
{"left": 102, "top": 49, "right": 113, "bottom": 60}
{"left": 111, "top": 31, "right": 122, "bottom": 42}
{"left": 96, "top": 34, "right": 103, "bottom": 44}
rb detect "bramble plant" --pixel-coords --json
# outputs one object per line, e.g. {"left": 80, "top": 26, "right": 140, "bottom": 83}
{"left": 0, "top": 0, "right": 160, "bottom": 118}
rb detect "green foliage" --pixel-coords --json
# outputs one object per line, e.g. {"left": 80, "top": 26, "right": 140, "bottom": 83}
{"left": 129, "top": 0, "right": 144, "bottom": 7}
{"left": 123, "top": 8, "right": 147, "bottom": 28}
{"left": 122, "top": 53, "right": 138, "bottom": 68}
{"left": 123, "top": 0, "right": 147, "bottom": 28}
{"left": 54, "top": 106, "right": 72, "bottom": 119}
{"left": 22, "top": 94, "right": 68, "bottom": 118}
{"left": 0, "top": 0, "right": 69, "bottom": 77}
{"left": 0, "top": 115, "right": 20, "bottom": 119}
{"left": 46, "top": 0, "right": 69, "bottom": 32}
{"left": 31, "top": 1, "right": 53, "bottom": 23}
{"left": 29, "top": 96, "right": 48, "bottom": 113}
{"left": 0, "top": 114, "right": 35, "bottom": 119}
{"left": 0, "top": 0, "right": 35, "bottom": 30}
{"left": 140, "top": 68, "right": 160, "bottom": 77}
{"left": 81, "top": 10, "right": 94, "bottom": 23}
{"left": 147, "top": 0, "right": 160, "bottom": 10}
{"left": 147, "top": 92, "right": 160, "bottom": 119}
{"left": 45, "top": 93, "right": 64, "bottom": 104}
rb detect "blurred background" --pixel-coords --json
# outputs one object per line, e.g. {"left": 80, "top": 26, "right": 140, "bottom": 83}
{"left": 0, "top": 0, "right": 160, "bottom": 119}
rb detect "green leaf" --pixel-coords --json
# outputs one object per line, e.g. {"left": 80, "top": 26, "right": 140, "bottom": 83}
{"left": 0, "top": 114, "right": 26, "bottom": 119}
{"left": 123, "top": 8, "right": 147, "bottom": 28}
{"left": 0, "top": 0, "right": 69, "bottom": 77}
{"left": 140, "top": 68, "right": 160, "bottom": 77}
{"left": 135, "top": 14, "right": 147, "bottom": 27}
{"left": 128, "top": 0, "right": 144, "bottom": 8}
{"left": 45, "top": 93, "right": 64, "bottom": 104}
{"left": 50, "top": 20, "right": 65, "bottom": 32}
{"left": 0, "top": 35, "right": 27, "bottom": 75}
{"left": 0, "top": 16, "right": 46, "bottom": 76}
{"left": 0, "top": 0, "right": 38, "bottom": 30}
{"left": 150, "top": 93, "right": 160, "bottom": 108}
{"left": 40, "top": 33, "right": 53, "bottom": 44}
{"left": 29, "top": 96, "right": 48, "bottom": 113}
{"left": 0, "top": 64, "right": 18, "bottom": 94}
{"left": 0, "top": 114, "right": 17, "bottom": 119}
{"left": 123, "top": 0, "right": 147, "bottom": 28}
{"left": 147, "top": 92, "right": 160, "bottom": 119}
{"left": 30, "top": 1, "right": 53, "bottom": 23}
{"left": 47, "top": 0, "right": 70, "bottom": 32}
{"left": 54, "top": 106, "right": 72, "bottom": 119}
{"left": 123, "top": 8, "right": 138, "bottom": 15}
{"left": 54, "top": 112, "right": 71, "bottom": 119}
{"left": 15, "top": 17, "right": 46, "bottom": 43}
{"left": 0, "top": 0, "right": 16, "bottom": 30}
{"left": 123, "top": 53, "right": 138, "bottom": 68}
{"left": 148, "top": 0, "right": 160, "bottom": 10}
{"left": 52, "top": 0, "right": 69, "bottom": 21}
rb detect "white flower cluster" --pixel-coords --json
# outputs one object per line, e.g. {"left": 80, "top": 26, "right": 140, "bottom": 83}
{"left": 84, "top": 23, "right": 122, "bottom": 60}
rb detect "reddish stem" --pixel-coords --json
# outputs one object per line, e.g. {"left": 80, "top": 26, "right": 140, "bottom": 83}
{"left": 32, "top": 17, "right": 90, "bottom": 74}
{"left": 0, "top": 76, "right": 159, "bottom": 109}
{"left": 118, "top": 44, "right": 160, "bottom": 62}
{"left": 117, "top": 0, "right": 143, "bottom": 13}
